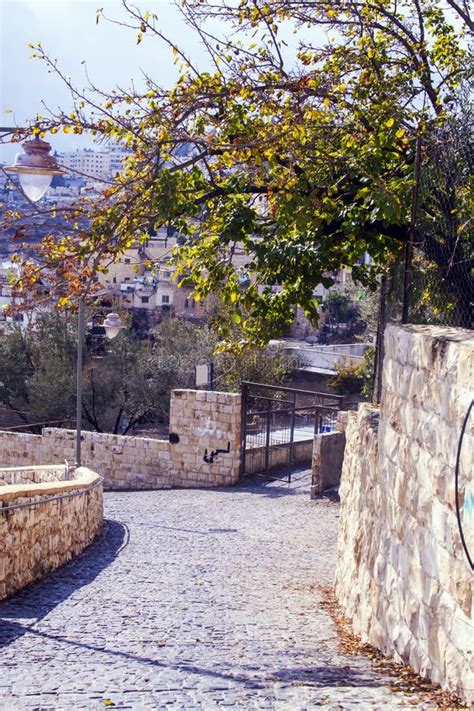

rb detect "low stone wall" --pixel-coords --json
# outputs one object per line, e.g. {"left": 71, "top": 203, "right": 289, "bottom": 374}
{"left": 0, "top": 465, "right": 103, "bottom": 600}
{"left": 335, "top": 325, "right": 474, "bottom": 704}
{"left": 311, "top": 411, "right": 349, "bottom": 498}
{"left": 0, "top": 464, "right": 67, "bottom": 486}
{"left": 0, "top": 390, "right": 241, "bottom": 490}
{"left": 244, "top": 439, "right": 313, "bottom": 475}
{"left": 169, "top": 390, "right": 241, "bottom": 487}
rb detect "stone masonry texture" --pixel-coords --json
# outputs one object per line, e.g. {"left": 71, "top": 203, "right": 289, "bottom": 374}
{"left": 0, "top": 471, "right": 436, "bottom": 709}
{"left": 0, "top": 390, "right": 242, "bottom": 491}
{"left": 311, "top": 412, "right": 349, "bottom": 499}
{"left": 335, "top": 324, "right": 474, "bottom": 704}
{"left": 0, "top": 466, "right": 103, "bottom": 600}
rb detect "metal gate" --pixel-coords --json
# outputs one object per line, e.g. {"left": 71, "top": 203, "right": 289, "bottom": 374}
{"left": 240, "top": 382, "right": 344, "bottom": 479}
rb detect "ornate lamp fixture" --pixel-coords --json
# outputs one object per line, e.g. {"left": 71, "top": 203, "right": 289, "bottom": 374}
{"left": 101, "top": 312, "right": 123, "bottom": 339}
{"left": 5, "top": 137, "right": 65, "bottom": 202}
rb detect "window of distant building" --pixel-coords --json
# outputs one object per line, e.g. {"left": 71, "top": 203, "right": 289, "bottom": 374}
{"left": 112, "top": 277, "right": 116, "bottom": 284}
{"left": 191, "top": 299, "right": 196, "bottom": 308}
{"left": 124, "top": 277, "right": 130, "bottom": 282}
{"left": 162, "top": 295, "right": 170, "bottom": 304}
{"left": 124, "top": 258, "right": 131, "bottom": 264}
{"left": 141, "top": 296, "right": 149, "bottom": 304}
{"left": 184, "top": 298, "right": 189, "bottom": 308}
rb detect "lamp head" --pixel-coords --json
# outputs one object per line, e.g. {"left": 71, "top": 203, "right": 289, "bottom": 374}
{"left": 102, "top": 312, "right": 123, "bottom": 339}
{"left": 5, "top": 137, "right": 65, "bottom": 202}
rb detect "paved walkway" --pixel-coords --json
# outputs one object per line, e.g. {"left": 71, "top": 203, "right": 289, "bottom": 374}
{"left": 0, "top": 471, "right": 432, "bottom": 709}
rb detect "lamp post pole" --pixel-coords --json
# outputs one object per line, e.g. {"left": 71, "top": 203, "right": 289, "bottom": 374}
{"left": 75, "top": 298, "right": 85, "bottom": 468}
{"left": 74, "top": 299, "right": 123, "bottom": 469}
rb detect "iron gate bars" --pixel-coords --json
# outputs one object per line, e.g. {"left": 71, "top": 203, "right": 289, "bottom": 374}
{"left": 240, "top": 382, "right": 344, "bottom": 480}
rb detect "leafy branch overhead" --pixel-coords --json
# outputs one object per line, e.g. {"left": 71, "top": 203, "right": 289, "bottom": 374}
{"left": 4, "top": 0, "right": 473, "bottom": 343}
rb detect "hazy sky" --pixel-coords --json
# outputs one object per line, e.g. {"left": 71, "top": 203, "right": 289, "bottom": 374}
{"left": 0, "top": 0, "right": 211, "bottom": 161}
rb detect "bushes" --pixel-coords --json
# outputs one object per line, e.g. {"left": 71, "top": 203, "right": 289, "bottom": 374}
{"left": 328, "top": 347, "right": 375, "bottom": 398}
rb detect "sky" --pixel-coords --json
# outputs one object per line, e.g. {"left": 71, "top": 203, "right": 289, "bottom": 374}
{"left": 0, "top": 0, "right": 212, "bottom": 162}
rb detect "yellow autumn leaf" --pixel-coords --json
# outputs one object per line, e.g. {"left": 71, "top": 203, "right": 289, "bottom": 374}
{"left": 386, "top": 118, "right": 395, "bottom": 128}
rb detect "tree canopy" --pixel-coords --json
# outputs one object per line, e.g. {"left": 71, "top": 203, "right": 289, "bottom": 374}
{"left": 4, "top": 0, "right": 473, "bottom": 342}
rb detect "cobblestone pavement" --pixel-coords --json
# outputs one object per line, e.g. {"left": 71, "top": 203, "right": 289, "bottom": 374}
{"left": 0, "top": 470, "right": 433, "bottom": 710}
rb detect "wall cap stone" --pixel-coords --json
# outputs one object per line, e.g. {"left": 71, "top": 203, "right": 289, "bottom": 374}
{"left": 386, "top": 322, "right": 474, "bottom": 344}
{"left": 0, "top": 466, "right": 100, "bottom": 503}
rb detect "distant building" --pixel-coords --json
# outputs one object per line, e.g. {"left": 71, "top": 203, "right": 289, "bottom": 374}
{"left": 0, "top": 258, "right": 52, "bottom": 330}
{"left": 59, "top": 149, "right": 111, "bottom": 180}
{"left": 57, "top": 144, "right": 133, "bottom": 181}
{"left": 97, "top": 231, "right": 212, "bottom": 322}
{"left": 108, "top": 145, "right": 133, "bottom": 176}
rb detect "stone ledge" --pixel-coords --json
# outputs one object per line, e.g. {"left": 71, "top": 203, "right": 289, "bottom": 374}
{"left": 0, "top": 467, "right": 100, "bottom": 503}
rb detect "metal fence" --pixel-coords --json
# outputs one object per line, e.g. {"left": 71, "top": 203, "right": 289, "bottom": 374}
{"left": 374, "top": 125, "right": 473, "bottom": 400}
{"left": 241, "top": 382, "right": 344, "bottom": 479}
{"left": 396, "top": 126, "right": 472, "bottom": 329}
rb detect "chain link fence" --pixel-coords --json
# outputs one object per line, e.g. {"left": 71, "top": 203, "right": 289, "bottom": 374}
{"left": 386, "top": 126, "right": 473, "bottom": 328}
{"left": 374, "top": 124, "right": 473, "bottom": 400}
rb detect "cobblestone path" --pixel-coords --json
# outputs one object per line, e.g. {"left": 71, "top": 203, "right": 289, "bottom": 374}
{"left": 0, "top": 471, "right": 432, "bottom": 709}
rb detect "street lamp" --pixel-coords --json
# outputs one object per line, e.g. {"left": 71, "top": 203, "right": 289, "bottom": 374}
{"left": 75, "top": 301, "right": 123, "bottom": 468}
{"left": 102, "top": 312, "right": 122, "bottom": 339}
{"left": 4, "top": 136, "right": 65, "bottom": 202}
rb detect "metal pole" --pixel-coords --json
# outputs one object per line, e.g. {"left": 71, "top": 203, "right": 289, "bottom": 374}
{"left": 75, "top": 299, "right": 85, "bottom": 468}
{"left": 373, "top": 275, "right": 387, "bottom": 404}
{"left": 289, "top": 390, "right": 296, "bottom": 467}
{"left": 402, "top": 137, "right": 422, "bottom": 324}
{"left": 265, "top": 399, "right": 271, "bottom": 475}
{"left": 240, "top": 382, "right": 248, "bottom": 477}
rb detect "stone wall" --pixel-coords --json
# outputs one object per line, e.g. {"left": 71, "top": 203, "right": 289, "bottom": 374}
{"left": 0, "top": 390, "right": 241, "bottom": 491}
{"left": 168, "top": 390, "right": 241, "bottom": 487}
{"left": 335, "top": 324, "right": 474, "bottom": 704}
{"left": 311, "top": 411, "right": 349, "bottom": 498}
{"left": 0, "top": 464, "right": 67, "bottom": 486}
{"left": 0, "top": 466, "right": 103, "bottom": 600}
{"left": 244, "top": 439, "right": 314, "bottom": 475}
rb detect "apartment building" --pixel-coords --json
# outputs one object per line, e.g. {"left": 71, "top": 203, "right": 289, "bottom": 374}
{"left": 98, "top": 231, "right": 209, "bottom": 320}
{"left": 59, "top": 150, "right": 111, "bottom": 180}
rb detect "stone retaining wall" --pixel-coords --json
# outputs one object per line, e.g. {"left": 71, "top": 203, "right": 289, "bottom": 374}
{"left": 0, "top": 464, "right": 67, "bottom": 486}
{"left": 0, "top": 390, "right": 241, "bottom": 490}
{"left": 244, "top": 439, "right": 314, "bottom": 475}
{"left": 0, "top": 466, "right": 103, "bottom": 600}
{"left": 335, "top": 324, "right": 474, "bottom": 704}
{"left": 311, "top": 411, "right": 349, "bottom": 498}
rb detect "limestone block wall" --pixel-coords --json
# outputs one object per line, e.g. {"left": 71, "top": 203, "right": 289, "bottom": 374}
{"left": 311, "top": 411, "right": 349, "bottom": 498}
{"left": 40, "top": 428, "right": 173, "bottom": 491}
{"left": 0, "top": 389, "right": 241, "bottom": 490}
{"left": 0, "top": 431, "right": 43, "bottom": 467}
{"left": 168, "top": 390, "right": 241, "bottom": 487}
{"left": 245, "top": 439, "right": 313, "bottom": 475}
{"left": 0, "top": 464, "right": 66, "bottom": 486}
{"left": 335, "top": 325, "right": 474, "bottom": 704}
{"left": 0, "top": 466, "right": 103, "bottom": 600}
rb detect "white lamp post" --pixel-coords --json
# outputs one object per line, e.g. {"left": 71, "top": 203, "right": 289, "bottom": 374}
{"left": 75, "top": 303, "right": 123, "bottom": 468}
{"left": 4, "top": 136, "right": 65, "bottom": 202}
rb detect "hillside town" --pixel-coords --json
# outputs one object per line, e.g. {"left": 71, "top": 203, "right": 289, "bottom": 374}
{"left": 0, "top": 1, "right": 472, "bottom": 709}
